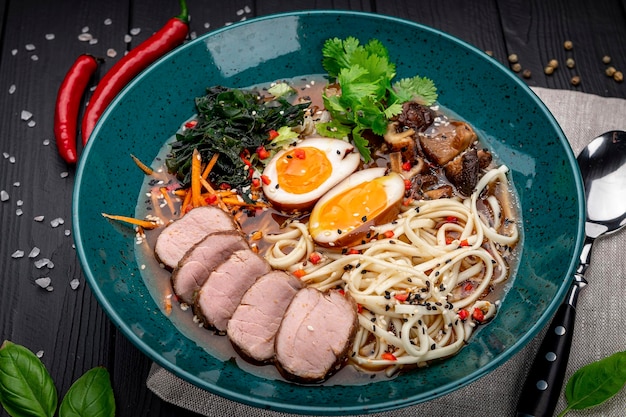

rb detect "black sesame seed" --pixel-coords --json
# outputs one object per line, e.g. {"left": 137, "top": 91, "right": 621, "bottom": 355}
{"left": 337, "top": 229, "right": 342, "bottom": 235}
{"left": 362, "top": 215, "right": 368, "bottom": 222}
{"left": 431, "top": 344, "right": 436, "bottom": 350}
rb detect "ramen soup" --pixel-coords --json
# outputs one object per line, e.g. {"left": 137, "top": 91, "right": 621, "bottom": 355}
{"left": 133, "top": 75, "right": 521, "bottom": 384}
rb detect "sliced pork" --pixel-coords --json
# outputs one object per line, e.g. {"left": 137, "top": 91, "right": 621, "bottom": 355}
{"left": 227, "top": 271, "right": 303, "bottom": 363}
{"left": 171, "top": 231, "right": 249, "bottom": 304}
{"left": 194, "top": 249, "right": 271, "bottom": 332}
{"left": 154, "top": 206, "right": 238, "bottom": 270}
{"left": 274, "top": 288, "right": 358, "bottom": 383}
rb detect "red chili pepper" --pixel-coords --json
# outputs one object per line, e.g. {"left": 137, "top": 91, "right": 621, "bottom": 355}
{"left": 81, "top": 0, "right": 189, "bottom": 143}
{"left": 347, "top": 248, "right": 360, "bottom": 255}
{"left": 293, "top": 269, "right": 306, "bottom": 279}
{"left": 308, "top": 252, "right": 322, "bottom": 265}
{"left": 184, "top": 120, "right": 197, "bottom": 129}
{"left": 251, "top": 178, "right": 261, "bottom": 187}
{"left": 472, "top": 308, "right": 485, "bottom": 322}
{"left": 256, "top": 145, "right": 270, "bottom": 160}
{"left": 205, "top": 194, "right": 217, "bottom": 205}
{"left": 458, "top": 309, "right": 469, "bottom": 320}
{"left": 268, "top": 129, "right": 280, "bottom": 140}
{"left": 401, "top": 161, "right": 411, "bottom": 171}
{"left": 293, "top": 148, "right": 306, "bottom": 159}
{"left": 460, "top": 239, "right": 470, "bottom": 247}
{"left": 54, "top": 54, "right": 98, "bottom": 163}
{"left": 404, "top": 179, "right": 411, "bottom": 190}
{"left": 260, "top": 175, "right": 271, "bottom": 185}
{"left": 383, "top": 230, "right": 394, "bottom": 239}
{"left": 446, "top": 216, "right": 458, "bottom": 223}
{"left": 394, "top": 293, "right": 409, "bottom": 302}
{"left": 381, "top": 352, "right": 397, "bottom": 361}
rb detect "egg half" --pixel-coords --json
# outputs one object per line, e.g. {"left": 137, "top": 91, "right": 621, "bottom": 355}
{"left": 261, "top": 137, "right": 361, "bottom": 211}
{"left": 309, "top": 167, "right": 406, "bottom": 247}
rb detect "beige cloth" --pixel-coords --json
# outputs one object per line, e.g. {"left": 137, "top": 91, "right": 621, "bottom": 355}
{"left": 147, "top": 87, "right": 626, "bottom": 417}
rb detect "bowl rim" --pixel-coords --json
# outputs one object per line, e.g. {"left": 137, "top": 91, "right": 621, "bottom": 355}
{"left": 73, "top": 9, "right": 585, "bottom": 414}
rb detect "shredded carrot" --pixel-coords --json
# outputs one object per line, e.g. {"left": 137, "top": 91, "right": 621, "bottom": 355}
{"left": 221, "top": 196, "right": 268, "bottom": 208}
{"left": 174, "top": 189, "right": 187, "bottom": 197}
{"left": 199, "top": 177, "right": 228, "bottom": 211}
{"left": 101, "top": 213, "right": 160, "bottom": 229}
{"left": 160, "top": 187, "right": 176, "bottom": 215}
{"left": 130, "top": 154, "right": 154, "bottom": 175}
{"left": 191, "top": 149, "right": 204, "bottom": 208}
{"left": 181, "top": 187, "right": 192, "bottom": 215}
{"left": 201, "top": 153, "right": 220, "bottom": 179}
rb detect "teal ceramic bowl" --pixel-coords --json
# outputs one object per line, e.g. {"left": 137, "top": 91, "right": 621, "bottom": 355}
{"left": 73, "top": 11, "right": 584, "bottom": 415}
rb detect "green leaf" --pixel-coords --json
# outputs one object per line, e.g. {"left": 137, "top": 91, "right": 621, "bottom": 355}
{"left": 0, "top": 340, "right": 58, "bottom": 417}
{"left": 392, "top": 76, "right": 438, "bottom": 106}
{"left": 59, "top": 367, "right": 115, "bottom": 417}
{"left": 559, "top": 350, "right": 626, "bottom": 416}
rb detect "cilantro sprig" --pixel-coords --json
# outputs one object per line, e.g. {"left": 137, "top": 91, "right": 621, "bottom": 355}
{"left": 319, "top": 37, "right": 437, "bottom": 162}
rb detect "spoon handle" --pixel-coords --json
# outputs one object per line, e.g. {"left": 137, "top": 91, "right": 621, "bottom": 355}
{"left": 515, "top": 283, "right": 581, "bottom": 417}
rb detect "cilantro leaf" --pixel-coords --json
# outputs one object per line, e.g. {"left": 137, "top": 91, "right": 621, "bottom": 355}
{"left": 320, "top": 37, "right": 438, "bottom": 162}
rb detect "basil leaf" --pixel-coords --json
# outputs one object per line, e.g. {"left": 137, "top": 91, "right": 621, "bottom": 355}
{"left": 0, "top": 340, "right": 58, "bottom": 417}
{"left": 562, "top": 350, "right": 626, "bottom": 413}
{"left": 59, "top": 367, "right": 115, "bottom": 417}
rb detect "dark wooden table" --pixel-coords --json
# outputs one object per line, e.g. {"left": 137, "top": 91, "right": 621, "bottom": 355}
{"left": 1, "top": 1, "right": 624, "bottom": 416}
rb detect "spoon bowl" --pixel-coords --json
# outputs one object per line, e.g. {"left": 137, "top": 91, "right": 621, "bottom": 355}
{"left": 517, "top": 130, "right": 626, "bottom": 417}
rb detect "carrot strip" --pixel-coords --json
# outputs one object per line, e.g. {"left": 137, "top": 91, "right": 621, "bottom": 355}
{"left": 101, "top": 212, "right": 160, "bottom": 229}
{"left": 202, "top": 153, "right": 219, "bottom": 179}
{"left": 130, "top": 154, "right": 154, "bottom": 175}
{"left": 199, "top": 177, "right": 228, "bottom": 211}
{"left": 174, "top": 189, "right": 187, "bottom": 197}
{"left": 160, "top": 187, "right": 176, "bottom": 214}
{"left": 221, "top": 196, "right": 268, "bottom": 208}
{"left": 191, "top": 148, "right": 204, "bottom": 208}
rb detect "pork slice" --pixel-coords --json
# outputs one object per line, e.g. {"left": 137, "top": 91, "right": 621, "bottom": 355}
{"left": 274, "top": 288, "right": 358, "bottom": 383}
{"left": 155, "top": 206, "right": 238, "bottom": 270}
{"left": 171, "top": 231, "right": 249, "bottom": 304}
{"left": 227, "top": 271, "right": 303, "bottom": 363}
{"left": 194, "top": 249, "right": 271, "bottom": 332}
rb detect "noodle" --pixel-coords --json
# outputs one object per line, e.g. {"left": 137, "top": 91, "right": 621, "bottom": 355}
{"left": 265, "top": 165, "right": 518, "bottom": 372}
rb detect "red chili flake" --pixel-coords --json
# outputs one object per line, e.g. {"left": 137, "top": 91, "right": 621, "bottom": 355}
{"left": 464, "top": 282, "right": 473, "bottom": 291}
{"left": 404, "top": 179, "right": 411, "bottom": 190}
{"left": 357, "top": 304, "right": 363, "bottom": 314}
{"left": 184, "top": 120, "right": 197, "bottom": 129}
{"left": 383, "top": 230, "right": 394, "bottom": 239}
{"left": 256, "top": 145, "right": 270, "bottom": 160}
{"left": 293, "top": 269, "right": 306, "bottom": 278}
{"left": 205, "top": 194, "right": 217, "bottom": 205}
{"left": 381, "top": 352, "right": 397, "bottom": 361}
{"left": 261, "top": 175, "right": 271, "bottom": 185}
{"left": 446, "top": 216, "right": 458, "bottom": 223}
{"left": 472, "top": 308, "right": 485, "bottom": 322}
{"left": 394, "top": 293, "right": 409, "bottom": 302}
{"left": 308, "top": 252, "right": 322, "bottom": 265}
{"left": 338, "top": 289, "right": 345, "bottom": 296}
{"left": 219, "top": 183, "right": 231, "bottom": 190}
{"left": 446, "top": 237, "right": 454, "bottom": 245}
{"left": 403, "top": 197, "right": 414, "bottom": 206}
{"left": 458, "top": 309, "right": 469, "bottom": 320}
{"left": 402, "top": 161, "right": 412, "bottom": 171}
{"left": 347, "top": 248, "right": 360, "bottom": 255}
{"left": 268, "top": 129, "right": 279, "bottom": 140}
{"left": 460, "top": 239, "right": 470, "bottom": 247}
{"left": 293, "top": 148, "right": 306, "bottom": 159}
{"left": 251, "top": 178, "right": 261, "bottom": 187}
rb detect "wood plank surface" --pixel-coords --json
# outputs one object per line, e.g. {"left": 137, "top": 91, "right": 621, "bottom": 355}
{"left": 0, "top": 0, "right": 624, "bottom": 416}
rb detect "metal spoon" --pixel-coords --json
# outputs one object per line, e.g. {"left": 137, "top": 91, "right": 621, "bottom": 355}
{"left": 516, "top": 130, "right": 626, "bottom": 417}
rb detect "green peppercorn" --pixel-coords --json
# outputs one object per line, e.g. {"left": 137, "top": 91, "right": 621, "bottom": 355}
{"left": 544, "top": 66, "right": 555, "bottom": 75}
{"left": 570, "top": 75, "right": 581, "bottom": 86}
{"left": 522, "top": 69, "right": 532, "bottom": 78}
{"left": 614, "top": 71, "right": 624, "bottom": 83}
{"left": 548, "top": 59, "right": 559, "bottom": 69}
{"left": 566, "top": 58, "right": 575, "bottom": 69}
{"left": 602, "top": 55, "right": 611, "bottom": 64}
{"left": 564, "top": 40, "right": 573, "bottom": 50}
{"left": 508, "top": 54, "right": 518, "bottom": 63}
{"left": 511, "top": 63, "right": 522, "bottom": 72}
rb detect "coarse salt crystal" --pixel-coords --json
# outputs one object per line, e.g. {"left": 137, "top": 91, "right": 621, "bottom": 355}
{"left": 236, "top": 8, "right": 245, "bottom": 15}
{"left": 104, "top": 18, "right": 112, "bottom": 25}
{"left": 124, "top": 34, "right": 132, "bottom": 43}
{"left": 43, "top": 139, "right": 50, "bottom": 145}
{"left": 27, "top": 120, "right": 36, "bottom": 127}
{"left": 2, "top": 152, "right": 8, "bottom": 158}
{"left": 21, "top": 110, "right": 33, "bottom": 120}
{"left": 1, "top": 190, "right": 8, "bottom": 201}
{"left": 89, "top": 38, "right": 98, "bottom": 45}
{"left": 81, "top": 26, "right": 89, "bottom": 33}
{"left": 45, "top": 33, "right": 55, "bottom": 40}
{"left": 36, "top": 350, "right": 44, "bottom": 358}
{"left": 50, "top": 217, "right": 64, "bottom": 227}
{"left": 60, "top": 172, "right": 69, "bottom": 178}
{"left": 13, "top": 182, "right": 20, "bottom": 187}
{"left": 130, "top": 27, "right": 141, "bottom": 35}
{"left": 16, "top": 200, "right": 23, "bottom": 206}
{"left": 11, "top": 49, "right": 18, "bottom": 56}
{"left": 8, "top": 84, "right": 16, "bottom": 94}
{"left": 9, "top": 156, "right": 15, "bottom": 163}
{"left": 31, "top": 55, "right": 39, "bottom": 62}
{"left": 78, "top": 33, "right": 93, "bottom": 42}
{"left": 35, "top": 277, "right": 51, "bottom": 288}
{"left": 70, "top": 279, "right": 80, "bottom": 290}
{"left": 46, "top": 286, "right": 54, "bottom": 292}
{"left": 203, "top": 22, "right": 211, "bottom": 29}
{"left": 11, "top": 250, "right": 24, "bottom": 258}
{"left": 64, "top": 229, "right": 71, "bottom": 236}
{"left": 25, "top": 43, "right": 36, "bottom": 51}
{"left": 34, "top": 215, "right": 44, "bottom": 222}
{"left": 106, "top": 48, "right": 117, "bottom": 58}
{"left": 244, "top": 5, "right": 251, "bottom": 13}
{"left": 307, "top": 325, "right": 315, "bottom": 331}
{"left": 28, "top": 247, "right": 40, "bottom": 258}
{"left": 34, "top": 258, "right": 51, "bottom": 269}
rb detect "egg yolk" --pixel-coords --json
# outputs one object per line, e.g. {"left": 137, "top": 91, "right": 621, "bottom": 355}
{"left": 276, "top": 147, "right": 332, "bottom": 194}
{"left": 313, "top": 179, "right": 388, "bottom": 233}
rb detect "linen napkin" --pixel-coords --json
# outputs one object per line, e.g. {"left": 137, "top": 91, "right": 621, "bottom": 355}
{"left": 147, "top": 87, "right": 626, "bottom": 417}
